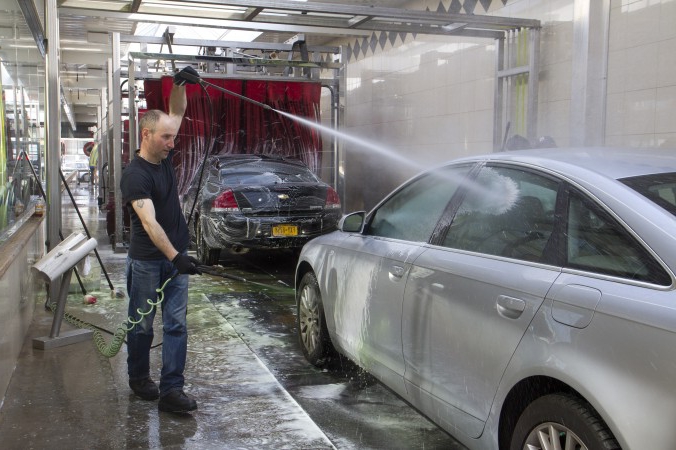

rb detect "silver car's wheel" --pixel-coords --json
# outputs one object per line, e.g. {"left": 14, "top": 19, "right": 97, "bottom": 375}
{"left": 510, "top": 394, "right": 620, "bottom": 450}
{"left": 523, "top": 422, "right": 587, "bottom": 450}
{"left": 297, "top": 272, "right": 336, "bottom": 367}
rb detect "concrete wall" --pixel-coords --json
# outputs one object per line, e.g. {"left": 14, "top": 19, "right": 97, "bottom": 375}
{"left": 321, "top": 0, "right": 676, "bottom": 211}
{"left": 0, "top": 217, "right": 45, "bottom": 405}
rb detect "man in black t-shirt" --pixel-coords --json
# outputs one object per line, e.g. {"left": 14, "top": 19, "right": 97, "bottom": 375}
{"left": 120, "top": 66, "right": 202, "bottom": 414}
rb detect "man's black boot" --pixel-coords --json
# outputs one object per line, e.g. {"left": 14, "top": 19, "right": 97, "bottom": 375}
{"left": 158, "top": 390, "right": 198, "bottom": 413}
{"left": 129, "top": 377, "right": 160, "bottom": 400}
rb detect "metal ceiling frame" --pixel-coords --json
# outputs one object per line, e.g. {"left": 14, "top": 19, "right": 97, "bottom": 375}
{"left": 59, "top": 0, "right": 539, "bottom": 39}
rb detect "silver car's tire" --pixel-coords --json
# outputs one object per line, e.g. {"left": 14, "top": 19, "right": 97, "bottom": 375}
{"left": 196, "top": 219, "right": 220, "bottom": 266}
{"left": 510, "top": 394, "right": 620, "bottom": 450}
{"left": 297, "top": 272, "right": 336, "bottom": 367}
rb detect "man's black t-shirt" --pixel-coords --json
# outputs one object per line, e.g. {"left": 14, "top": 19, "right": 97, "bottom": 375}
{"left": 120, "top": 151, "right": 189, "bottom": 260}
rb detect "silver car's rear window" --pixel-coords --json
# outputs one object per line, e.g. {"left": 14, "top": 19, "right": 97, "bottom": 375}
{"left": 621, "top": 172, "right": 676, "bottom": 217}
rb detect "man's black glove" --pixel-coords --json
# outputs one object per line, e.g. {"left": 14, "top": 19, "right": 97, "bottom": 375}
{"left": 173, "top": 66, "right": 200, "bottom": 86}
{"left": 172, "top": 253, "right": 202, "bottom": 275}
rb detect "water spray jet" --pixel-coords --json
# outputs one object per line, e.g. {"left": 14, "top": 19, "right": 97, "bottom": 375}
{"left": 180, "top": 70, "right": 425, "bottom": 171}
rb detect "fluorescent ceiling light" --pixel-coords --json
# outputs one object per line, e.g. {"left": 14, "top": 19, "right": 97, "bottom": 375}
{"left": 62, "top": 47, "right": 106, "bottom": 52}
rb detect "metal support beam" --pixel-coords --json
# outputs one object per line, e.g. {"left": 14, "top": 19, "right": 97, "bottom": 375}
{"left": 493, "top": 27, "right": 540, "bottom": 151}
{"left": 111, "top": 33, "right": 124, "bottom": 253}
{"left": 45, "top": 0, "right": 61, "bottom": 253}
{"left": 119, "top": 35, "right": 340, "bottom": 54}
{"left": 527, "top": 27, "right": 540, "bottom": 143}
{"left": 45, "top": 0, "right": 61, "bottom": 305}
{"left": 58, "top": 8, "right": 374, "bottom": 37}
{"left": 570, "top": 0, "right": 610, "bottom": 146}
{"left": 494, "top": 37, "right": 505, "bottom": 151}
{"left": 128, "top": 59, "right": 138, "bottom": 156}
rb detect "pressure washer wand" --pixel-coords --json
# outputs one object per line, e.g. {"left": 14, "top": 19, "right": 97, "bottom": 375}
{"left": 179, "top": 71, "right": 274, "bottom": 111}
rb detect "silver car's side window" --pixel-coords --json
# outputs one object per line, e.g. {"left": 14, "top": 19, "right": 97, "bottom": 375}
{"left": 443, "top": 166, "right": 558, "bottom": 262}
{"left": 566, "top": 192, "right": 671, "bottom": 285}
{"left": 367, "top": 165, "right": 472, "bottom": 242}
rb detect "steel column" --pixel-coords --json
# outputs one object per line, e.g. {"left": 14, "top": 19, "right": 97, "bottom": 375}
{"left": 111, "top": 33, "right": 124, "bottom": 252}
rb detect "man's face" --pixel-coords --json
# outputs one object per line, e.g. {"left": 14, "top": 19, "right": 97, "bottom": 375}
{"left": 144, "top": 115, "right": 177, "bottom": 161}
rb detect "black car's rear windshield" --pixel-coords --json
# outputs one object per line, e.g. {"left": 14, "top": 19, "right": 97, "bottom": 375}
{"left": 621, "top": 172, "right": 676, "bottom": 217}
{"left": 219, "top": 160, "right": 319, "bottom": 185}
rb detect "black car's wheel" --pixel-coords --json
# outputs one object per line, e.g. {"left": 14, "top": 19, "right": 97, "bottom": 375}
{"left": 196, "top": 219, "right": 220, "bottom": 266}
{"left": 510, "top": 394, "right": 620, "bottom": 450}
{"left": 297, "top": 272, "right": 337, "bottom": 367}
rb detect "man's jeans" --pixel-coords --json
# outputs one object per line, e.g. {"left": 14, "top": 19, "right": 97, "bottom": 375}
{"left": 126, "top": 256, "right": 189, "bottom": 397}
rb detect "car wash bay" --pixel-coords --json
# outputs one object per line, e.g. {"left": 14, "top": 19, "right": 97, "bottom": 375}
{"left": 0, "top": 181, "right": 466, "bottom": 449}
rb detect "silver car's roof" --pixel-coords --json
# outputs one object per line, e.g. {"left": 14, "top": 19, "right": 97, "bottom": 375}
{"left": 454, "top": 147, "right": 676, "bottom": 180}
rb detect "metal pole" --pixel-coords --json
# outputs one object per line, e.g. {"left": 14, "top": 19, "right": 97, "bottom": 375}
{"left": 128, "top": 58, "right": 138, "bottom": 155}
{"left": 100, "top": 88, "right": 109, "bottom": 202}
{"left": 493, "top": 36, "right": 505, "bottom": 151}
{"left": 335, "top": 48, "right": 346, "bottom": 207}
{"left": 45, "top": 0, "right": 61, "bottom": 252}
{"left": 49, "top": 268, "right": 73, "bottom": 338}
{"left": 112, "top": 33, "right": 124, "bottom": 252}
{"left": 527, "top": 27, "right": 540, "bottom": 144}
{"left": 21, "top": 87, "right": 28, "bottom": 159}
{"left": 13, "top": 85, "right": 19, "bottom": 161}
{"left": 45, "top": 0, "right": 62, "bottom": 304}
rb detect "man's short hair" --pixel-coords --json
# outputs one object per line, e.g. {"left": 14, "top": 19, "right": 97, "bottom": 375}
{"left": 139, "top": 109, "right": 167, "bottom": 133}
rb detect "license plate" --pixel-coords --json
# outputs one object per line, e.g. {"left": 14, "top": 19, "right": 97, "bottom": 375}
{"left": 272, "top": 224, "right": 298, "bottom": 237}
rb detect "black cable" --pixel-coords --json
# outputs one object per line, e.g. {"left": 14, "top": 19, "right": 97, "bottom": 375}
{"left": 186, "top": 79, "right": 216, "bottom": 228}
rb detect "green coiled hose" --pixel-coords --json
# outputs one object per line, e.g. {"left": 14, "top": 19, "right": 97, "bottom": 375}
{"left": 48, "top": 276, "right": 173, "bottom": 358}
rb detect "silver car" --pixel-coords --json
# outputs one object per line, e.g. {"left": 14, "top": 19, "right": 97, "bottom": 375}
{"left": 295, "top": 147, "right": 676, "bottom": 450}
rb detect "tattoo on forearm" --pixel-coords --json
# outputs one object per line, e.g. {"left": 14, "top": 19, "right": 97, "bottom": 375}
{"left": 136, "top": 199, "right": 145, "bottom": 208}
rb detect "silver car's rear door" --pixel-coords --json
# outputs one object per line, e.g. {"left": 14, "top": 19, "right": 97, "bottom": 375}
{"left": 402, "top": 249, "right": 560, "bottom": 437}
{"left": 400, "top": 164, "right": 562, "bottom": 438}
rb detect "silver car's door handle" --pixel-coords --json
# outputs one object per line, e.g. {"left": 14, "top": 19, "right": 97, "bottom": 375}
{"left": 496, "top": 295, "right": 526, "bottom": 319}
{"left": 389, "top": 265, "right": 406, "bottom": 280}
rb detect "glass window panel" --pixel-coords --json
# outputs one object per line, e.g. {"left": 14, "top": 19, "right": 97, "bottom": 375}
{"left": 367, "top": 164, "right": 472, "bottom": 242}
{"left": 621, "top": 172, "right": 676, "bottom": 217}
{"left": 0, "top": 6, "right": 46, "bottom": 241}
{"left": 566, "top": 192, "right": 671, "bottom": 285}
{"left": 443, "top": 166, "right": 559, "bottom": 262}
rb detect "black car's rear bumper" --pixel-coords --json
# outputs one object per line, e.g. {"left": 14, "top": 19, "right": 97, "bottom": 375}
{"left": 201, "top": 211, "right": 341, "bottom": 250}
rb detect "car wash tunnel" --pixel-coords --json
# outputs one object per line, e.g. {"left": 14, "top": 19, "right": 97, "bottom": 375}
{"left": 2, "top": 1, "right": 676, "bottom": 449}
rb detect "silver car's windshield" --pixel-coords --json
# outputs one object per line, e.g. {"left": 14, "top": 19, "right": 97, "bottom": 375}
{"left": 621, "top": 172, "right": 676, "bottom": 217}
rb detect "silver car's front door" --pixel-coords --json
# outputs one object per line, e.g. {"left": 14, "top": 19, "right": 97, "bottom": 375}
{"left": 328, "top": 164, "right": 473, "bottom": 396}
{"left": 328, "top": 235, "right": 426, "bottom": 395}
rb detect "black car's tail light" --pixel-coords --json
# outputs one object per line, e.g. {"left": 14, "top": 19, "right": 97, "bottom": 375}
{"left": 212, "top": 189, "right": 240, "bottom": 212}
{"left": 325, "top": 187, "right": 341, "bottom": 209}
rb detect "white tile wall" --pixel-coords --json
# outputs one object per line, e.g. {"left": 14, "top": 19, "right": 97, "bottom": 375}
{"left": 322, "top": 0, "right": 676, "bottom": 210}
{"left": 607, "top": 0, "right": 676, "bottom": 148}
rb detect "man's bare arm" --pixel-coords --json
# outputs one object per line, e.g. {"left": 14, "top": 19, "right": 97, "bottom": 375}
{"left": 131, "top": 198, "right": 179, "bottom": 261}
{"left": 167, "top": 84, "right": 187, "bottom": 133}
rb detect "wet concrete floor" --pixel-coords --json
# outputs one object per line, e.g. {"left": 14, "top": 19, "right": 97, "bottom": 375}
{"left": 0, "top": 181, "right": 466, "bottom": 449}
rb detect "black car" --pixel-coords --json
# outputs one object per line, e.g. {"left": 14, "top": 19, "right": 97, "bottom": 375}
{"left": 182, "top": 154, "right": 342, "bottom": 265}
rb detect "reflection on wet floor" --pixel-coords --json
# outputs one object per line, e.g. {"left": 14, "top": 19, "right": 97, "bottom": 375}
{"left": 0, "top": 183, "right": 465, "bottom": 449}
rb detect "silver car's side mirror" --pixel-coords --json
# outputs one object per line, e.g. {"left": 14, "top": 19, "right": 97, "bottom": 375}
{"left": 339, "top": 211, "right": 366, "bottom": 233}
